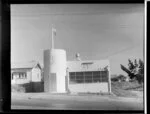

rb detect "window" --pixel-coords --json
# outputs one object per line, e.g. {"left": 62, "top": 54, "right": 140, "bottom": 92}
{"left": 76, "top": 72, "right": 84, "bottom": 83}
{"left": 84, "top": 72, "right": 92, "bottom": 83}
{"left": 69, "top": 71, "right": 108, "bottom": 84}
{"left": 12, "top": 72, "right": 27, "bottom": 79}
{"left": 12, "top": 74, "right": 13, "bottom": 80}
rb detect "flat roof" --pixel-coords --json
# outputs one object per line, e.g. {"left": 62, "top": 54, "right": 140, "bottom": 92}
{"left": 67, "top": 59, "right": 109, "bottom": 72}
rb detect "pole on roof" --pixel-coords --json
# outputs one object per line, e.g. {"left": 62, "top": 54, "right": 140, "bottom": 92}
{"left": 51, "top": 24, "right": 56, "bottom": 49}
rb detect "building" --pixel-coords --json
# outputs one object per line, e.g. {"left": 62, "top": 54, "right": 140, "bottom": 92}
{"left": 67, "top": 60, "right": 111, "bottom": 93}
{"left": 43, "top": 27, "right": 111, "bottom": 94}
{"left": 44, "top": 49, "right": 67, "bottom": 93}
{"left": 43, "top": 49, "right": 111, "bottom": 94}
{"left": 11, "top": 61, "right": 42, "bottom": 85}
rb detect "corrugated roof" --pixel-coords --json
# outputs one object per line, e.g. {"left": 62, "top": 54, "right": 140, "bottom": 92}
{"left": 11, "top": 61, "right": 40, "bottom": 69}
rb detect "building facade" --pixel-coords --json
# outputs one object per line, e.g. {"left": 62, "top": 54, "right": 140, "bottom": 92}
{"left": 67, "top": 60, "right": 111, "bottom": 93}
{"left": 43, "top": 49, "right": 111, "bottom": 94}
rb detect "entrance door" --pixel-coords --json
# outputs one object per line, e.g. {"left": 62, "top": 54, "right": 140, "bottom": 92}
{"left": 49, "top": 73, "right": 57, "bottom": 92}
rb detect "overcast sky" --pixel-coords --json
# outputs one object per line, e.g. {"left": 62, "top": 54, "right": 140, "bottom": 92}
{"left": 11, "top": 4, "right": 144, "bottom": 75}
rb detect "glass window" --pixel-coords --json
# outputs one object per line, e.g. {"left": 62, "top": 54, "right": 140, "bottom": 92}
{"left": 93, "top": 78, "right": 101, "bottom": 83}
{"left": 85, "top": 79, "right": 92, "bottom": 83}
{"left": 93, "top": 71, "right": 100, "bottom": 75}
{"left": 84, "top": 72, "right": 92, "bottom": 75}
{"left": 76, "top": 75, "right": 84, "bottom": 80}
{"left": 84, "top": 72, "right": 92, "bottom": 83}
{"left": 12, "top": 74, "right": 13, "bottom": 80}
{"left": 70, "top": 72, "right": 75, "bottom": 76}
{"left": 76, "top": 72, "right": 83, "bottom": 76}
{"left": 70, "top": 75, "right": 76, "bottom": 80}
{"left": 76, "top": 79, "right": 84, "bottom": 83}
{"left": 69, "top": 71, "right": 108, "bottom": 84}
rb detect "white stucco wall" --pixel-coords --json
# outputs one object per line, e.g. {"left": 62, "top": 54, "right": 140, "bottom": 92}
{"left": 44, "top": 50, "right": 50, "bottom": 92}
{"left": 68, "top": 83, "right": 108, "bottom": 93}
{"left": 44, "top": 49, "right": 67, "bottom": 93}
{"left": 50, "top": 49, "right": 67, "bottom": 93}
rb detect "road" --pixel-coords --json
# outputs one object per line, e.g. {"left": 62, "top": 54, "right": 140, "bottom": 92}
{"left": 11, "top": 93, "right": 144, "bottom": 110}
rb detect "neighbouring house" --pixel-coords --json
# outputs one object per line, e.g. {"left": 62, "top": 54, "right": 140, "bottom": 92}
{"left": 11, "top": 61, "right": 43, "bottom": 92}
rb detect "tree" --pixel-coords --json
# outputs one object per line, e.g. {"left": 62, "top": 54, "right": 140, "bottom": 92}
{"left": 120, "top": 59, "right": 144, "bottom": 84}
{"left": 120, "top": 64, "right": 135, "bottom": 79}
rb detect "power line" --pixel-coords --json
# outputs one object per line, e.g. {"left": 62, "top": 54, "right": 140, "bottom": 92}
{"left": 105, "top": 44, "right": 142, "bottom": 58}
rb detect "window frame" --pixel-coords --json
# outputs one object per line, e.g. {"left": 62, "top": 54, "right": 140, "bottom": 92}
{"left": 69, "top": 71, "right": 108, "bottom": 84}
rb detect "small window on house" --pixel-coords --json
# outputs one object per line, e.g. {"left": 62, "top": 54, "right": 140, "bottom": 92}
{"left": 17, "top": 72, "right": 27, "bottom": 79}
{"left": 37, "top": 74, "right": 39, "bottom": 79}
{"left": 12, "top": 74, "right": 13, "bottom": 80}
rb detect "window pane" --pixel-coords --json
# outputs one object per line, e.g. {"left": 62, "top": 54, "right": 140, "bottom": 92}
{"left": 93, "top": 78, "right": 101, "bottom": 83}
{"left": 76, "top": 72, "right": 83, "bottom": 76}
{"left": 85, "top": 75, "right": 92, "bottom": 80}
{"left": 76, "top": 79, "right": 84, "bottom": 83}
{"left": 93, "top": 75, "right": 100, "bottom": 79}
{"left": 25, "top": 73, "right": 27, "bottom": 78}
{"left": 76, "top": 75, "right": 84, "bottom": 80}
{"left": 85, "top": 79, "right": 92, "bottom": 83}
{"left": 84, "top": 72, "right": 92, "bottom": 75}
{"left": 93, "top": 71, "right": 100, "bottom": 75}
{"left": 70, "top": 75, "right": 75, "bottom": 80}
{"left": 70, "top": 72, "right": 75, "bottom": 76}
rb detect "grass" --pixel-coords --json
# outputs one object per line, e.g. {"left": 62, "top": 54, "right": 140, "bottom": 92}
{"left": 111, "top": 81, "right": 143, "bottom": 97}
{"left": 11, "top": 84, "right": 25, "bottom": 93}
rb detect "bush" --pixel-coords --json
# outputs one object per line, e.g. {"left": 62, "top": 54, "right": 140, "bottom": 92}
{"left": 11, "top": 84, "right": 25, "bottom": 93}
{"left": 120, "top": 58, "right": 144, "bottom": 84}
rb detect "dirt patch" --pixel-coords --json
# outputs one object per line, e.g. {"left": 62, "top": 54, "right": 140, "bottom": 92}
{"left": 111, "top": 81, "right": 143, "bottom": 97}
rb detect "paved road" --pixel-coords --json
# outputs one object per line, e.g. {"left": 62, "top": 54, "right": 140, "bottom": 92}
{"left": 11, "top": 93, "right": 144, "bottom": 110}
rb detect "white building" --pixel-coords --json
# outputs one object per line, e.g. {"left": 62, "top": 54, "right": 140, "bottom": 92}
{"left": 67, "top": 60, "right": 111, "bottom": 93}
{"left": 43, "top": 27, "right": 111, "bottom": 94}
{"left": 43, "top": 49, "right": 111, "bottom": 94}
{"left": 11, "top": 61, "right": 42, "bottom": 85}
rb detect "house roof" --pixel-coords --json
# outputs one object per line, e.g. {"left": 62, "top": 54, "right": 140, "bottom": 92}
{"left": 11, "top": 61, "right": 41, "bottom": 69}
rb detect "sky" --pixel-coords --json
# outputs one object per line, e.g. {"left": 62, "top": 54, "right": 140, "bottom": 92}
{"left": 11, "top": 4, "right": 144, "bottom": 75}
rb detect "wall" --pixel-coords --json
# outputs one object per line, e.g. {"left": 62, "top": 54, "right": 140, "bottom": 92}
{"left": 43, "top": 50, "right": 50, "bottom": 92}
{"left": 68, "top": 83, "right": 109, "bottom": 93}
{"left": 67, "top": 60, "right": 110, "bottom": 72}
{"left": 31, "top": 66, "right": 41, "bottom": 82}
{"left": 50, "top": 49, "right": 67, "bottom": 93}
{"left": 11, "top": 70, "right": 31, "bottom": 84}
{"left": 67, "top": 60, "right": 111, "bottom": 93}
